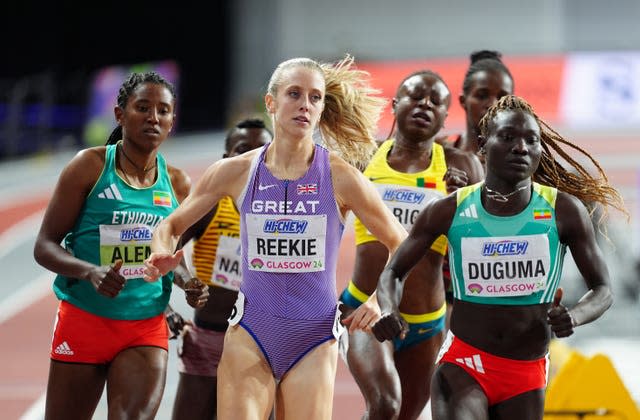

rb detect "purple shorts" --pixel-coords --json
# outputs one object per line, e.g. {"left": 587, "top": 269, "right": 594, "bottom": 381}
{"left": 231, "top": 292, "right": 339, "bottom": 380}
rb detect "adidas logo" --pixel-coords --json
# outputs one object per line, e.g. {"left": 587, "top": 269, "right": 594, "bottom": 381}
{"left": 98, "top": 183, "right": 123, "bottom": 200}
{"left": 455, "top": 354, "right": 484, "bottom": 373}
{"left": 54, "top": 341, "right": 74, "bottom": 356}
{"left": 459, "top": 204, "right": 478, "bottom": 219}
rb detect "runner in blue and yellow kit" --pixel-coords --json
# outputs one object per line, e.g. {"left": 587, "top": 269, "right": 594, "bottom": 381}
{"left": 372, "top": 95, "right": 626, "bottom": 419}
{"left": 340, "top": 70, "right": 483, "bottom": 419}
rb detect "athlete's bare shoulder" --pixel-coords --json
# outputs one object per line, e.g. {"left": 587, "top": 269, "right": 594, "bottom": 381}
{"left": 166, "top": 164, "right": 192, "bottom": 203}
{"left": 443, "top": 144, "right": 477, "bottom": 164}
{"left": 76, "top": 145, "right": 107, "bottom": 166}
{"left": 65, "top": 146, "right": 107, "bottom": 183}
{"left": 195, "top": 147, "right": 261, "bottom": 200}
{"left": 327, "top": 151, "right": 362, "bottom": 182}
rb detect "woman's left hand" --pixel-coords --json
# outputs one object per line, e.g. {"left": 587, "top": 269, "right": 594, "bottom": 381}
{"left": 547, "top": 288, "right": 576, "bottom": 338}
{"left": 372, "top": 311, "right": 408, "bottom": 342}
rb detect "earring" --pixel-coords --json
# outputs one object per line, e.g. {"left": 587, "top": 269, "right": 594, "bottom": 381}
{"left": 479, "top": 146, "right": 486, "bottom": 155}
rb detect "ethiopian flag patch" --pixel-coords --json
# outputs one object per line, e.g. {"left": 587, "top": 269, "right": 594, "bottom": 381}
{"left": 153, "top": 191, "right": 172, "bottom": 207}
{"left": 533, "top": 208, "right": 552, "bottom": 220}
{"left": 417, "top": 177, "right": 437, "bottom": 188}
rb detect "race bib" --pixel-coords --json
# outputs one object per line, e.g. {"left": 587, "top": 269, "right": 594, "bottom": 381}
{"left": 211, "top": 235, "right": 242, "bottom": 291}
{"left": 461, "top": 234, "right": 550, "bottom": 297}
{"left": 228, "top": 291, "right": 245, "bottom": 326}
{"left": 332, "top": 303, "right": 346, "bottom": 340}
{"left": 99, "top": 224, "right": 153, "bottom": 279}
{"left": 375, "top": 184, "right": 443, "bottom": 231}
{"left": 245, "top": 214, "right": 327, "bottom": 273}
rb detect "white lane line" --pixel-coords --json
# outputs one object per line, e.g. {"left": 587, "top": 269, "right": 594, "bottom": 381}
{"left": 0, "top": 210, "right": 44, "bottom": 260}
{"left": 0, "top": 271, "right": 53, "bottom": 325}
{"left": 0, "top": 210, "right": 52, "bottom": 325}
{"left": 19, "top": 392, "right": 45, "bottom": 420}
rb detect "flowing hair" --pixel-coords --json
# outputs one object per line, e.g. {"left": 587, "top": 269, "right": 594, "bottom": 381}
{"left": 479, "top": 95, "right": 628, "bottom": 227}
{"left": 267, "top": 55, "right": 385, "bottom": 169}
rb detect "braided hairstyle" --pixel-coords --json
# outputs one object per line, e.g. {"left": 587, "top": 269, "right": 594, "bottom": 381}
{"left": 385, "top": 69, "right": 449, "bottom": 140}
{"left": 266, "top": 55, "right": 386, "bottom": 169}
{"left": 105, "top": 71, "right": 177, "bottom": 145}
{"left": 479, "top": 95, "right": 627, "bottom": 225}
{"left": 462, "top": 50, "right": 514, "bottom": 96}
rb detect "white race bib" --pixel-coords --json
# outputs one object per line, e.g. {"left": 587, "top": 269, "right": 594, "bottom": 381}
{"left": 460, "top": 234, "right": 550, "bottom": 297}
{"left": 99, "top": 224, "right": 153, "bottom": 279}
{"left": 375, "top": 184, "right": 443, "bottom": 231}
{"left": 211, "top": 235, "right": 242, "bottom": 291}
{"left": 245, "top": 214, "right": 327, "bottom": 273}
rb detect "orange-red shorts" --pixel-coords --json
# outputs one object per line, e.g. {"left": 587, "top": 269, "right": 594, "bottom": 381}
{"left": 50, "top": 300, "right": 169, "bottom": 364}
{"left": 437, "top": 332, "right": 548, "bottom": 405}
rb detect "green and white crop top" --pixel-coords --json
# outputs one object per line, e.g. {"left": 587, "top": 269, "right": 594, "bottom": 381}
{"left": 447, "top": 182, "right": 566, "bottom": 305}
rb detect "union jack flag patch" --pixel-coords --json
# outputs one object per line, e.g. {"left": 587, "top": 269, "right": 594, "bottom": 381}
{"left": 297, "top": 183, "right": 318, "bottom": 195}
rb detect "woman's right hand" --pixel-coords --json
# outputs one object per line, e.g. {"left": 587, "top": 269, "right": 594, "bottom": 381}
{"left": 88, "top": 260, "right": 126, "bottom": 298}
{"left": 143, "top": 249, "right": 184, "bottom": 282}
{"left": 184, "top": 277, "right": 209, "bottom": 308}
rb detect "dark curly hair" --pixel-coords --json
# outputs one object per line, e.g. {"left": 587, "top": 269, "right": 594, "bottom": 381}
{"left": 106, "top": 72, "right": 176, "bottom": 145}
{"left": 462, "top": 50, "right": 514, "bottom": 96}
{"left": 479, "top": 95, "right": 627, "bottom": 225}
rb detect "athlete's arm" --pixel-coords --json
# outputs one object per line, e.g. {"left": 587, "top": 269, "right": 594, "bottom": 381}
{"left": 34, "top": 148, "right": 105, "bottom": 279}
{"left": 166, "top": 163, "right": 209, "bottom": 306}
{"left": 331, "top": 154, "right": 407, "bottom": 331}
{"left": 145, "top": 152, "right": 254, "bottom": 280}
{"left": 33, "top": 148, "right": 126, "bottom": 297}
{"left": 549, "top": 192, "right": 613, "bottom": 337}
{"left": 373, "top": 195, "right": 455, "bottom": 341}
{"left": 332, "top": 155, "right": 406, "bottom": 253}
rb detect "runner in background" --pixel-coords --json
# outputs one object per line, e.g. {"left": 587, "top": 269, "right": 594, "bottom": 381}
{"left": 442, "top": 49, "right": 514, "bottom": 162}
{"left": 340, "top": 70, "right": 482, "bottom": 419}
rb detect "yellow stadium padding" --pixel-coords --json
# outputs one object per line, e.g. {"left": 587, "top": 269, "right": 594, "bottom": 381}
{"left": 545, "top": 346, "right": 640, "bottom": 420}
{"left": 547, "top": 339, "right": 579, "bottom": 381}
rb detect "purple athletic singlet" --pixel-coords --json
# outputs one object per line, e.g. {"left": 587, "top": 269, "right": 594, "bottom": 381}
{"left": 233, "top": 143, "right": 344, "bottom": 379}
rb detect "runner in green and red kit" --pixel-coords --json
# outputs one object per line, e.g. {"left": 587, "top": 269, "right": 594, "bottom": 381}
{"left": 34, "top": 72, "right": 208, "bottom": 420}
{"left": 372, "top": 95, "right": 626, "bottom": 419}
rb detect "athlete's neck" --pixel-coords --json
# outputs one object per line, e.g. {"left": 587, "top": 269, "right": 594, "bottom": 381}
{"left": 392, "top": 134, "right": 434, "bottom": 156}
{"left": 388, "top": 136, "right": 433, "bottom": 173}
{"left": 264, "top": 137, "right": 314, "bottom": 180}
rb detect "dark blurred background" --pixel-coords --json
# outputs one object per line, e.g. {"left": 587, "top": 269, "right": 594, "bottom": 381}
{"left": 2, "top": 3, "right": 230, "bottom": 157}
{"left": 3, "top": 0, "right": 640, "bottom": 162}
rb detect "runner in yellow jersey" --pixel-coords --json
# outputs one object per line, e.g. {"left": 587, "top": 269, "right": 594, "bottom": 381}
{"left": 340, "top": 70, "right": 483, "bottom": 419}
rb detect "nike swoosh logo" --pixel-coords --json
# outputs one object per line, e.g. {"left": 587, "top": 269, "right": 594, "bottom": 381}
{"left": 258, "top": 184, "right": 277, "bottom": 191}
{"left": 369, "top": 177, "right": 393, "bottom": 182}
